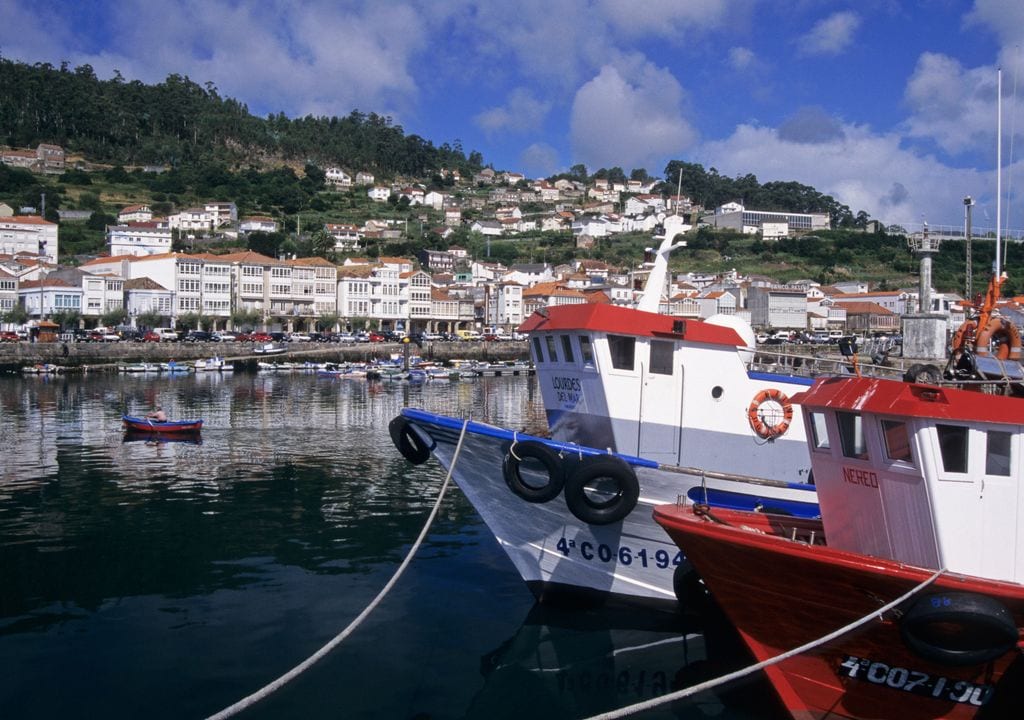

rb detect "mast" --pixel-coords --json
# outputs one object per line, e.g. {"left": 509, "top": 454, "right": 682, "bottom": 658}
{"left": 996, "top": 68, "right": 1003, "bottom": 280}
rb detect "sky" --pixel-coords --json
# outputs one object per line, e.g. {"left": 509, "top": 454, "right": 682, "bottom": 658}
{"left": 2, "top": 0, "right": 1024, "bottom": 230}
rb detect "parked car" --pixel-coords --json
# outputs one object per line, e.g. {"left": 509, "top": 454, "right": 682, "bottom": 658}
{"left": 336, "top": 332, "right": 357, "bottom": 343}
{"left": 367, "top": 332, "right": 385, "bottom": 342}
{"left": 234, "top": 332, "right": 254, "bottom": 342}
{"left": 142, "top": 330, "right": 161, "bottom": 342}
{"left": 155, "top": 328, "right": 180, "bottom": 342}
{"left": 268, "top": 332, "right": 289, "bottom": 343}
{"left": 90, "top": 329, "right": 121, "bottom": 342}
{"left": 0, "top": 331, "right": 19, "bottom": 342}
{"left": 250, "top": 332, "right": 272, "bottom": 343}
{"left": 185, "top": 330, "right": 214, "bottom": 342}
{"left": 289, "top": 332, "right": 312, "bottom": 342}
{"left": 213, "top": 331, "right": 237, "bottom": 342}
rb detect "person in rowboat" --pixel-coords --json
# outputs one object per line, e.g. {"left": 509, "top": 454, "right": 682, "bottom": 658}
{"left": 146, "top": 406, "right": 167, "bottom": 422}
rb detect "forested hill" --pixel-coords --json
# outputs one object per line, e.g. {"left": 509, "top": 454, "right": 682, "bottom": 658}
{"left": 0, "top": 58, "right": 483, "bottom": 177}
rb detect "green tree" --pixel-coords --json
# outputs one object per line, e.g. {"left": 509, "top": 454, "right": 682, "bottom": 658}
{"left": 231, "top": 309, "right": 261, "bottom": 331}
{"left": 51, "top": 310, "right": 81, "bottom": 330}
{"left": 101, "top": 308, "right": 129, "bottom": 327}
{"left": 310, "top": 228, "right": 337, "bottom": 261}
{"left": 2, "top": 305, "right": 29, "bottom": 325}
{"left": 136, "top": 310, "right": 168, "bottom": 329}
{"left": 315, "top": 313, "right": 339, "bottom": 331}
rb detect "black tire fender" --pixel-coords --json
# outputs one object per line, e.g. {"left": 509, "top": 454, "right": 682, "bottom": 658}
{"left": 563, "top": 455, "right": 640, "bottom": 526}
{"left": 388, "top": 415, "right": 432, "bottom": 465}
{"left": 901, "top": 591, "right": 1019, "bottom": 666}
{"left": 502, "top": 440, "right": 566, "bottom": 503}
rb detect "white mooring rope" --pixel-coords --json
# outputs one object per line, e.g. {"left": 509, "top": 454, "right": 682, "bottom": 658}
{"left": 583, "top": 565, "right": 946, "bottom": 720}
{"left": 206, "top": 418, "right": 471, "bottom": 720}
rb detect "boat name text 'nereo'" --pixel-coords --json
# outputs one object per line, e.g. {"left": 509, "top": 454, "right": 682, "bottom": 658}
{"left": 842, "top": 467, "right": 879, "bottom": 488}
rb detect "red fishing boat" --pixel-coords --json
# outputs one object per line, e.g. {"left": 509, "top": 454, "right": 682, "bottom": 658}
{"left": 122, "top": 415, "right": 203, "bottom": 434}
{"left": 654, "top": 373, "right": 1024, "bottom": 719}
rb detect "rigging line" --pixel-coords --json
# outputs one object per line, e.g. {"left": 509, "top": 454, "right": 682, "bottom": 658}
{"left": 205, "top": 417, "right": 471, "bottom": 720}
{"left": 582, "top": 565, "right": 946, "bottom": 720}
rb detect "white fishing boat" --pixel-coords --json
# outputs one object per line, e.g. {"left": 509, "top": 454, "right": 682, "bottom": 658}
{"left": 390, "top": 215, "right": 832, "bottom": 610}
{"left": 120, "top": 363, "right": 160, "bottom": 374}
{"left": 253, "top": 343, "right": 287, "bottom": 356}
{"left": 194, "top": 356, "right": 233, "bottom": 372}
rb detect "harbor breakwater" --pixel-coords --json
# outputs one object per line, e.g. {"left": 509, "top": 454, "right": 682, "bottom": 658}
{"left": 0, "top": 340, "right": 530, "bottom": 373}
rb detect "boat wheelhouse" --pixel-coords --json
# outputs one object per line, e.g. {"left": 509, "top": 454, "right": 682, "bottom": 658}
{"left": 521, "top": 303, "right": 812, "bottom": 483}
{"left": 654, "top": 375, "right": 1024, "bottom": 718}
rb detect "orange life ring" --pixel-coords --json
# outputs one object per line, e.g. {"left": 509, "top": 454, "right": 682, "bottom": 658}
{"left": 974, "top": 317, "right": 1022, "bottom": 360}
{"left": 950, "top": 319, "right": 977, "bottom": 353}
{"left": 747, "top": 388, "right": 793, "bottom": 439}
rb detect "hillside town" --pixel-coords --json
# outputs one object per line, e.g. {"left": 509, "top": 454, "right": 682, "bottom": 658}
{"left": 0, "top": 142, "right": 965, "bottom": 343}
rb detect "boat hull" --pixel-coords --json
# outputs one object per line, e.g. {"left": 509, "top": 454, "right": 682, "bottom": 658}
{"left": 653, "top": 504, "right": 1024, "bottom": 719}
{"left": 122, "top": 415, "right": 203, "bottom": 434}
{"left": 398, "top": 409, "right": 817, "bottom": 610}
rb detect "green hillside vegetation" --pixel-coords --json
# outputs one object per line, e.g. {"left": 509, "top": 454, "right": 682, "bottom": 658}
{"left": 1, "top": 57, "right": 1010, "bottom": 296}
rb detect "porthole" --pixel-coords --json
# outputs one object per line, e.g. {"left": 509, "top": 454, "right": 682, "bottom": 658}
{"left": 711, "top": 386, "right": 724, "bottom": 400}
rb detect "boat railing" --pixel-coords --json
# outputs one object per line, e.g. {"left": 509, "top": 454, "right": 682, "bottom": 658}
{"left": 747, "top": 346, "right": 907, "bottom": 379}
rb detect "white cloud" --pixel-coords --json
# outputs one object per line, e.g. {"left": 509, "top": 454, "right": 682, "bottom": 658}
{"left": 698, "top": 123, "right": 990, "bottom": 227}
{"left": 598, "top": 0, "right": 733, "bottom": 38}
{"left": 570, "top": 60, "right": 697, "bottom": 174}
{"left": 799, "top": 11, "right": 861, "bottom": 57}
{"left": 903, "top": 52, "right": 999, "bottom": 156}
{"left": 964, "top": 0, "right": 1024, "bottom": 48}
{"left": 728, "top": 47, "right": 756, "bottom": 71}
{"left": 519, "top": 142, "right": 562, "bottom": 177}
{"left": 474, "top": 88, "right": 552, "bottom": 135}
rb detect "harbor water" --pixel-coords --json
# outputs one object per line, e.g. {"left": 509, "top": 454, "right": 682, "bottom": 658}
{"left": 0, "top": 370, "right": 784, "bottom": 719}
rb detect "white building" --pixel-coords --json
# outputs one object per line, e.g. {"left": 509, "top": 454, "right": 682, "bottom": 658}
{"left": 0, "top": 216, "right": 58, "bottom": 263}
{"left": 124, "top": 276, "right": 174, "bottom": 323}
{"left": 748, "top": 286, "right": 808, "bottom": 329}
{"left": 325, "top": 168, "right": 352, "bottom": 188}
{"left": 703, "top": 202, "right": 830, "bottom": 235}
{"left": 106, "top": 221, "right": 173, "bottom": 257}
{"left": 368, "top": 186, "right": 391, "bottom": 202}
{"left": 239, "top": 216, "right": 279, "bottom": 234}
{"left": 325, "top": 223, "right": 362, "bottom": 251}
{"left": 117, "top": 204, "right": 153, "bottom": 223}
{"left": 486, "top": 282, "right": 524, "bottom": 329}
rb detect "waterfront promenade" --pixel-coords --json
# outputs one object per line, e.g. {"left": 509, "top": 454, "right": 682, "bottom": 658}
{"left": 0, "top": 339, "right": 530, "bottom": 372}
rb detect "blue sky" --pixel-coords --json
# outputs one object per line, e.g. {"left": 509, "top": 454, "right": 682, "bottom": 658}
{"left": 2, "top": 0, "right": 1023, "bottom": 229}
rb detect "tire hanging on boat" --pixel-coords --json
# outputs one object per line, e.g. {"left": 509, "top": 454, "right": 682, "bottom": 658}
{"left": 563, "top": 455, "right": 639, "bottom": 526}
{"left": 502, "top": 440, "right": 566, "bottom": 503}
{"left": 747, "top": 388, "right": 793, "bottom": 439}
{"left": 900, "top": 591, "right": 1019, "bottom": 666}
{"left": 388, "top": 415, "right": 432, "bottom": 465}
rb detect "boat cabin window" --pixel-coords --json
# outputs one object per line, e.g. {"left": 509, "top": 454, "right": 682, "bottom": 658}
{"left": 544, "top": 335, "right": 559, "bottom": 363}
{"left": 837, "top": 411, "right": 869, "bottom": 460}
{"left": 607, "top": 334, "right": 635, "bottom": 371}
{"left": 936, "top": 424, "right": 968, "bottom": 474}
{"left": 560, "top": 335, "right": 575, "bottom": 363}
{"left": 986, "top": 430, "right": 1012, "bottom": 476}
{"left": 808, "top": 412, "right": 829, "bottom": 450}
{"left": 881, "top": 420, "right": 913, "bottom": 463}
{"left": 650, "top": 340, "right": 674, "bottom": 375}
{"left": 532, "top": 336, "right": 545, "bottom": 363}
{"left": 579, "top": 334, "right": 595, "bottom": 366}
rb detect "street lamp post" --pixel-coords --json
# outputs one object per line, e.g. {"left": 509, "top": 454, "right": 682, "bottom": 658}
{"left": 964, "top": 196, "right": 974, "bottom": 300}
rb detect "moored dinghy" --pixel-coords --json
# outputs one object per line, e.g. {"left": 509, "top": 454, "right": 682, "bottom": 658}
{"left": 122, "top": 415, "right": 203, "bottom": 434}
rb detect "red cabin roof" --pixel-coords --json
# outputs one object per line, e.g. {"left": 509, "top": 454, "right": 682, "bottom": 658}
{"left": 794, "top": 376, "right": 1024, "bottom": 426}
{"left": 518, "top": 304, "right": 745, "bottom": 347}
